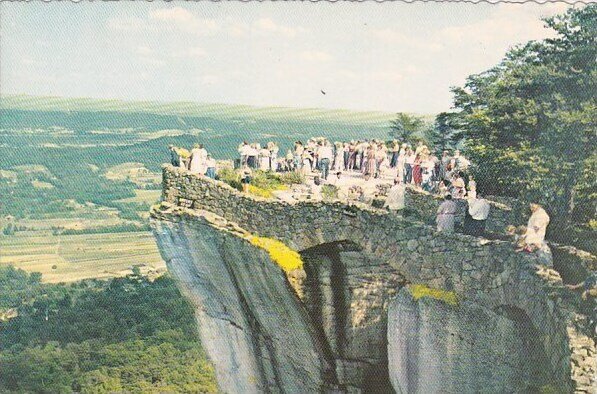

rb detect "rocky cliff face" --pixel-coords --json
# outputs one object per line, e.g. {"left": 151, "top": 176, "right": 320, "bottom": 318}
{"left": 151, "top": 209, "right": 331, "bottom": 393}
{"left": 388, "top": 288, "right": 552, "bottom": 393}
{"left": 150, "top": 166, "right": 596, "bottom": 393}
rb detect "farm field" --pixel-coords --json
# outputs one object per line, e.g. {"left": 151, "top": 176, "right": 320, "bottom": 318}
{"left": 0, "top": 231, "right": 165, "bottom": 283}
{"left": 0, "top": 95, "right": 404, "bottom": 281}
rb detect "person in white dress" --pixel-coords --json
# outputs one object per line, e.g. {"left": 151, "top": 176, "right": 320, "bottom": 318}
{"left": 259, "top": 146, "right": 271, "bottom": 171}
{"left": 525, "top": 203, "right": 550, "bottom": 248}
{"left": 189, "top": 144, "right": 208, "bottom": 175}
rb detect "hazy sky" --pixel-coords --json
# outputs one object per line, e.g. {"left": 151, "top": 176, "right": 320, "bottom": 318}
{"left": 1, "top": 2, "right": 572, "bottom": 114}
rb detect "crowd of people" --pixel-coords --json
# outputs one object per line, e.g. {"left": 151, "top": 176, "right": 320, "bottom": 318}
{"left": 237, "top": 138, "right": 473, "bottom": 194}
{"left": 168, "top": 138, "right": 551, "bottom": 253}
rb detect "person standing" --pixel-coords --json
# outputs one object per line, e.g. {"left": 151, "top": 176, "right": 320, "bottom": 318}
{"left": 390, "top": 140, "right": 400, "bottom": 168}
{"left": 247, "top": 144, "right": 258, "bottom": 169}
{"left": 465, "top": 194, "right": 490, "bottom": 236}
{"left": 240, "top": 165, "right": 253, "bottom": 193}
{"left": 343, "top": 142, "right": 350, "bottom": 171}
{"left": 412, "top": 154, "right": 423, "bottom": 187}
{"left": 318, "top": 141, "right": 334, "bottom": 180}
{"left": 269, "top": 142, "right": 279, "bottom": 171}
{"left": 404, "top": 147, "right": 415, "bottom": 184}
{"left": 333, "top": 142, "right": 344, "bottom": 172}
{"left": 238, "top": 141, "right": 250, "bottom": 167}
{"left": 189, "top": 144, "right": 208, "bottom": 175}
{"left": 259, "top": 145, "right": 270, "bottom": 171}
{"left": 437, "top": 194, "right": 457, "bottom": 233}
{"left": 524, "top": 203, "right": 550, "bottom": 249}
{"left": 396, "top": 148, "right": 406, "bottom": 183}
{"left": 205, "top": 154, "right": 217, "bottom": 179}
{"left": 169, "top": 145, "right": 180, "bottom": 167}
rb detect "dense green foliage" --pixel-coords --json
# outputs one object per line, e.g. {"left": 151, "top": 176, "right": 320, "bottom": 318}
{"left": 388, "top": 112, "right": 425, "bottom": 142}
{"left": 388, "top": 112, "right": 461, "bottom": 155}
{"left": 449, "top": 5, "right": 596, "bottom": 243}
{"left": 0, "top": 267, "right": 217, "bottom": 393}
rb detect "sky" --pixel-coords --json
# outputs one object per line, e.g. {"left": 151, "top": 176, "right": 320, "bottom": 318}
{"left": 0, "top": 2, "right": 573, "bottom": 114}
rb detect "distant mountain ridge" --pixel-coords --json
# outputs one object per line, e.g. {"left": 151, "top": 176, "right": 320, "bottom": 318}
{"left": 1, "top": 95, "right": 433, "bottom": 127}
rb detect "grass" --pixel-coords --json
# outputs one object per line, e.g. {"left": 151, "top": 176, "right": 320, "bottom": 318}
{"left": 0, "top": 231, "right": 165, "bottom": 283}
{"left": 219, "top": 168, "right": 291, "bottom": 198}
{"left": 115, "top": 189, "right": 162, "bottom": 204}
{"left": 31, "top": 180, "right": 54, "bottom": 189}
{"left": 409, "top": 284, "right": 458, "bottom": 306}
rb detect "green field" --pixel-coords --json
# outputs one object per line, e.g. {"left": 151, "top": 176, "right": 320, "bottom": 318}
{"left": 1, "top": 95, "right": 403, "bottom": 281}
{"left": 0, "top": 231, "right": 165, "bottom": 283}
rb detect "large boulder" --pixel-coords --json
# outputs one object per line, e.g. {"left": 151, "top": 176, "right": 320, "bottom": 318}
{"left": 387, "top": 286, "right": 553, "bottom": 393}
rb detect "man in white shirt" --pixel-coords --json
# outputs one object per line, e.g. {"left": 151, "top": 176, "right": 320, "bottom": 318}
{"left": 465, "top": 194, "right": 491, "bottom": 236}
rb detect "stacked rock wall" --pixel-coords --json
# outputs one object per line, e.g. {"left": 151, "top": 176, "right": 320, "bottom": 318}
{"left": 156, "top": 165, "right": 595, "bottom": 392}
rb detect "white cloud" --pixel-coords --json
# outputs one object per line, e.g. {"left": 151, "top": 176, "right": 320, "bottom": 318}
{"left": 107, "top": 16, "right": 147, "bottom": 32}
{"left": 299, "top": 50, "right": 334, "bottom": 63}
{"left": 439, "top": 4, "right": 567, "bottom": 50}
{"left": 135, "top": 46, "right": 153, "bottom": 56}
{"left": 149, "top": 7, "right": 196, "bottom": 24}
{"left": 171, "top": 46, "right": 207, "bottom": 58}
{"left": 196, "top": 75, "right": 221, "bottom": 85}
{"left": 369, "top": 28, "right": 442, "bottom": 52}
{"left": 253, "top": 18, "right": 305, "bottom": 38}
{"left": 108, "top": 8, "right": 217, "bottom": 35}
{"left": 370, "top": 71, "right": 403, "bottom": 84}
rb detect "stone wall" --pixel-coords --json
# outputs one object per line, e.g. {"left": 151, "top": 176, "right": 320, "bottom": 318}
{"left": 403, "top": 188, "right": 526, "bottom": 234}
{"left": 157, "top": 165, "right": 596, "bottom": 392}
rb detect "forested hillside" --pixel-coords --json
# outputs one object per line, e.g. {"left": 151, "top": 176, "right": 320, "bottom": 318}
{"left": 0, "top": 267, "right": 218, "bottom": 393}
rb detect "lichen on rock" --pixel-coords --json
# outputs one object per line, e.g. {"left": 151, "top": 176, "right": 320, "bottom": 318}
{"left": 409, "top": 283, "right": 459, "bottom": 306}
{"left": 248, "top": 235, "right": 303, "bottom": 272}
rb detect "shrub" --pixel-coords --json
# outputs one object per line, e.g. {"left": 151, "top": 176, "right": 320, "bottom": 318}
{"left": 321, "top": 185, "right": 339, "bottom": 201}
{"left": 217, "top": 168, "right": 242, "bottom": 191}
{"left": 278, "top": 171, "right": 305, "bottom": 186}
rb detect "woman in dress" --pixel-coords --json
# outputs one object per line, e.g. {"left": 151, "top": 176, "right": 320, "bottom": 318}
{"left": 259, "top": 145, "right": 270, "bottom": 171}
{"left": 364, "top": 145, "right": 377, "bottom": 180}
{"left": 412, "top": 154, "right": 423, "bottom": 187}
{"left": 189, "top": 144, "right": 208, "bottom": 175}
{"left": 436, "top": 194, "right": 457, "bottom": 233}
{"left": 333, "top": 142, "right": 344, "bottom": 171}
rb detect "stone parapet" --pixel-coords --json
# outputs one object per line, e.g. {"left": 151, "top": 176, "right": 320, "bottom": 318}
{"left": 156, "top": 164, "right": 596, "bottom": 392}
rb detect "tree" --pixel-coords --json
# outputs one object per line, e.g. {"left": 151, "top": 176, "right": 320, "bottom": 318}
{"left": 389, "top": 113, "right": 425, "bottom": 142}
{"left": 449, "top": 5, "right": 596, "bottom": 237}
{"left": 425, "top": 112, "right": 461, "bottom": 155}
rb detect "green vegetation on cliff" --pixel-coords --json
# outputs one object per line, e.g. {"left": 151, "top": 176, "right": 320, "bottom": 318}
{"left": 0, "top": 266, "right": 217, "bottom": 393}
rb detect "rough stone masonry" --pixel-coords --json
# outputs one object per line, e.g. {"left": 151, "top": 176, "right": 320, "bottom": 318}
{"left": 151, "top": 165, "right": 595, "bottom": 393}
